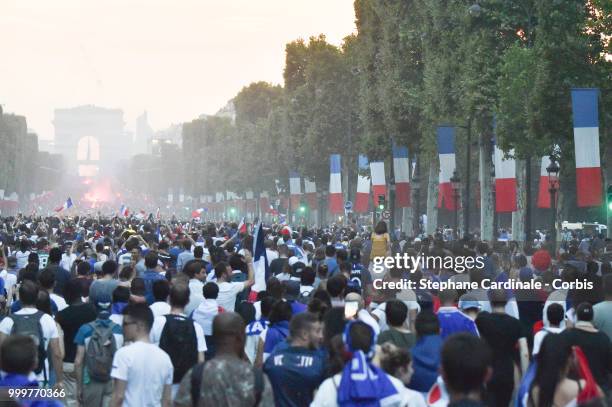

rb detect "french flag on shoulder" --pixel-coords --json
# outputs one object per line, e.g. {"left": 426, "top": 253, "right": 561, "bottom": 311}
{"left": 493, "top": 138, "right": 517, "bottom": 212}
{"left": 354, "top": 154, "right": 370, "bottom": 213}
{"left": 437, "top": 126, "right": 458, "bottom": 210}
{"left": 393, "top": 145, "right": 411, "bottom": 208}
{"left": 54, "top": 197, "right": 73, "bottom": 212}
{"left": 329, "top": 154, "right": 343, "bottom": 214}
{"left": 572, "top": 88, "right": 602, "bottom": 207}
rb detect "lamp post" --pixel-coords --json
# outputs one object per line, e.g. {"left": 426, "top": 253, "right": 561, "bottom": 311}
{"left": 491, "top": 165, "right": 497, "bottom": 241}
{"left": 412, "top": 173, "right": 421, "bottom": 236}
{"left": 450, "top": 170, "right": 461, "bottom": 238}
{"left": 546, "top": 155, "right": 560, "bottom": 255}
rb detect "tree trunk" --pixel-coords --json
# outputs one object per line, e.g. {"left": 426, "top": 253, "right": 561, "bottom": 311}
{"left": 402, "top": 207, "right": 413, "bottom": 237}
{"left": 426, "top": 160, "right": 439, "bottom": 235}
{"left": 479, "top": 134, "right": 494, "bottom": 241}
{"left": 512, "top": 159, "right": 526, "bottom": 243}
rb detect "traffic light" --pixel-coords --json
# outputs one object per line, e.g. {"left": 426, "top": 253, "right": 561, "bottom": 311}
{"left": 377, "top": 195, "right": 385, "bottom": 211}
{"left": 299, "top": 204, "right": 306, "bottom": 213}
{"left": 229, "top": 207, "right": 236, "bottom": 215}
{"left": 607, "top": 185, "right": 612, "bottom": 211}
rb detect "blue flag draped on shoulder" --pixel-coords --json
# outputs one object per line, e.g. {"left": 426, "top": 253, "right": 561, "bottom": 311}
{"left": 253, "top": 222, "right": 269, "bottom": 293}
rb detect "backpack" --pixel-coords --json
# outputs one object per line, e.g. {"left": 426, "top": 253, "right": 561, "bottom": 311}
{"left": 190, "top": 360, "right": 264, "bottom": 407}
{"left": 10, "top": 311, "right": 46, "bottom": 377}
{"left": 85, "top": 321, "right": 118, "bottom": 382}
{"left": 159, "top": 314, "right": 198, "bottom": 384}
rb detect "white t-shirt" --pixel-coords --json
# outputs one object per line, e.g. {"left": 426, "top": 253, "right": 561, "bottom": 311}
{"left": 110, "top": 341, "right": 173, "bottom": 407}
{"left": 532, "top": 326, "right": 564, "bottom": 356}
{"left": 149, "top": 314, "right": 207, "bottom": 353}
{"left": 15, "top": 250, "right": 30, "bottom": 269}
{"left": 311, "top": 372, "right": 424, "bottom": 407}
{"left": 0, "top": 308, "right": 58, "bottom": 349}
{"left": 50, "top": 293, "right": 68, "bottom": 312}
{"left": 60, "top": 253, "right": 77, "bottom": 272}
{"left": 217, "top": 281, "right": 245, "bottom": 312}
{"left": 150, "top": 301, "right": 171, "bottom": 318}
{"left": 0, "top": 269, "right": 17, "bottom": 298}
{"left": 185, "top": 279, "right": 204, "bottom": 316}
{"left": 0, "top": 308, "right": 59, "bottom": 381}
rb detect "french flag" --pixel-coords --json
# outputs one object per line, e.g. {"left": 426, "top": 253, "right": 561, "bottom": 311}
{"left": 304, "top": 179, "right": 318, "bottom": 209}
{"left": 329, "top": 154, "right": 343, "bottom": 213}
{"left": 354, "top": 154, "right": 370, "bottom": 213}
{"left": 393, "top": 145, "right": 411, "bottom": 208}
{"left": 54, "top": 197, "right": 74, "bottom": 212}
{"left": 493, "top": 140, "right": 517, "bottom": 212}
{"left": 119, "top": 204, "right": 129, "bottom": 217}
{"left": 236, "top": 217, "right": 247, "bottom": 235}
{"left": 572, "top": 88, "right": 602, "bottom": 207}
{"left": 252, "top": 222, "right": 269, "bottom": 293}
{"left": 370, "top": 161, "right": 386, "bottom": 200}
{"left": 537, "top": 153, "right": 560, "bottom": 208}
{"left": 289, "top": 170, "right": 302, "bottom": 208}
{"left": 191, "top": 208, "right": 204, "bottom": 218}
{"left": 437, "top": 126, "right": 458, "bottom": 210}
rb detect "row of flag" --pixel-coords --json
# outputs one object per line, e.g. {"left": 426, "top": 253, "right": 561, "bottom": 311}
{"left": 437, "top": 88, "right": 600, "bottom": 212}
{"left": 164, "top": 88, "right": 602, "bottom": 218}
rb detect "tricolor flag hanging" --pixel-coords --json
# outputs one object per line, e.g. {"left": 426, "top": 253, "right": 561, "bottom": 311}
{"left": 354, "top": 154, "right": 370, "bottom": 213}
{"left": 572, "top": 88, "right": 602, "bottom": 207}
{"left": 537, "top": 153, "right": 560, "bottom": 208}
{"left": 289, "top": 170, "right": 302, "bottom": 208}
{"left": 493, "top": 140, "right": 517, "bottom": 213}
{"left": 329, "top": 154, "right": 343, "bottom": 214}
{"left": 370, "top": 161, "right": 386, "bottom": 200}
{"left": 119, "top": 204, "right": 129, "bottom": 217}
{"left": 393, "top": 145, "right": 411, "bottom": 208}
{"left": 54, "top": 197, "right": 73, "bottom": 212}
{"left": 304, "top": 179, "right": 318, "bottom": 209}
{"left": 437, "top": 126, "right": 458, "bottom": 210}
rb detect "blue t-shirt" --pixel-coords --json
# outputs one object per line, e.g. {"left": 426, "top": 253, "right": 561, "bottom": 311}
{"left": 141, "top": 270, "right": 167, "bottom": 304}
{"left": 263, "top": 341, "right": 327, "bottom": 407}
{"left": 437, "top": 307, "right": 479, "bottom": 339}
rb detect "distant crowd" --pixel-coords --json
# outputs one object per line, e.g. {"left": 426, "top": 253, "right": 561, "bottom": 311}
{"left": 0, "top": 213, "right": 609, "bottom": 407}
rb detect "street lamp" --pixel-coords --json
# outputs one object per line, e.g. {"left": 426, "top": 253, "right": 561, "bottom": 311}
{"left": 468, "top": 3, "right": 482, "bottom": 17}
{"left": 450, "top": 170, "right": 461, "bottom": 238}
{"left": 546, "top": 154, "right": 560, "bottom": 255}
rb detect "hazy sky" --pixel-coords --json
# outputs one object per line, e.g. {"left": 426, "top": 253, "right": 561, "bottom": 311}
{"left": 0, "top": 0, "right": 356, "bottom": 140}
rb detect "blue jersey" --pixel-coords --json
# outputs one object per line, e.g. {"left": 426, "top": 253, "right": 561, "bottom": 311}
{"left": 437, "top": 307, "right": 479, "bottom": 339}
{"left": 263, "top": 341, "right": 327, "bottom": 407}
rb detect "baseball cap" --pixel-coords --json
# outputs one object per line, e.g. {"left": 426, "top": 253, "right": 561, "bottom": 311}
{"left": 458, "top": 293, "right": 481, "bottom": 311}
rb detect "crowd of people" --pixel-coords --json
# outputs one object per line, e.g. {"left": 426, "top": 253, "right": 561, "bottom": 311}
{"left": 0, "top": 213, "right": 610, "bottom": 407}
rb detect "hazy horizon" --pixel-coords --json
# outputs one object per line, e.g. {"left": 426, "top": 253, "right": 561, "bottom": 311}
{"left": 0, "top": 0, "right": 356, "bottom": 140}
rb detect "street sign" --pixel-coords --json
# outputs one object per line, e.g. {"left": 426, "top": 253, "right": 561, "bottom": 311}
{"left": 344, "top": 201, "right": 353, "bottom": 211}
{"left": 382, "top": 210, "right": 391, "bottom": 220}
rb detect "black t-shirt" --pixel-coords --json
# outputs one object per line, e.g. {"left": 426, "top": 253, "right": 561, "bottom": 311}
{"left": 269, "top": 258, "right": 288, "bottom": 276}
{"left": 72, "top": 277, "right": 93, "bottom": 298}
{"left": 56, "top": 303, "right": 97, "bottom": 363}
{"left": 561, "top": 327, "right": 612, "bottom": 390}
{"left": 476, "top": 312, "right": 524, "bottom": 380}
